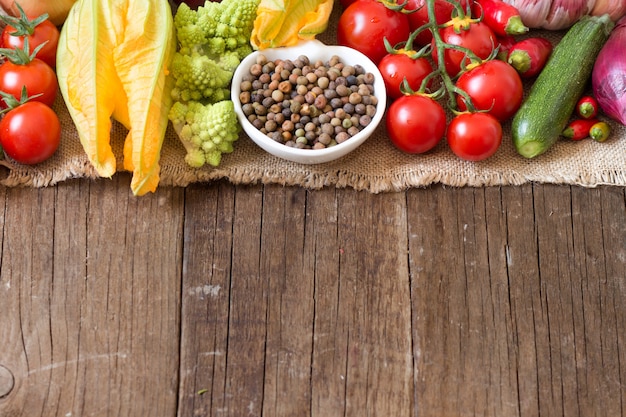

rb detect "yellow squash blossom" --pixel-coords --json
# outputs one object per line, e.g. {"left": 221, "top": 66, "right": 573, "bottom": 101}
{"left": 251, "top": 0, "right": 334, "bottom": 50}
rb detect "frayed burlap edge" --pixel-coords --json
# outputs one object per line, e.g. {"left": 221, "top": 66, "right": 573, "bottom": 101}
{"left": 1, "top": 2, "right": 625, "bottom": 193}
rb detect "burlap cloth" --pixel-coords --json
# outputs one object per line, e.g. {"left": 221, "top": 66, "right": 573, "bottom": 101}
{"left": 0, "top": 3, "right": 624, "bottom": 192}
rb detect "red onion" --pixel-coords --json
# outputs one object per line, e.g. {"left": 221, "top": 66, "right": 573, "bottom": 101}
{"left": 592, "top": 16, "right": 626, "bottom": 125}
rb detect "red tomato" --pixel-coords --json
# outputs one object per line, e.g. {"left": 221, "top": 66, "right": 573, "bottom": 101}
{"left": 378, "top": 53, "right": 433, "bottom": 100}
{"left": 431, "top": 21, "right": 495, "bottom": 76}
{"left": 337, "top": 0, "right": 411, "bottom": 64}
{"left": 0, "top": 58, "right": 58, "bottom": 107}
{"left": 455, "top": 59, "right": 523, "bottom": 121}
{"left": 405, "top": 0, "right": 472, "bottom": 46}
{"left": 0, "top": 101, "right": 61, "bottom": 165}
{"left": 2, "top": 19, "right": 60, "bottom": 68}
{"left": 386, "top": 94, "right": 447, "bottom": 153}
{"left": 446, "top": 112, "right": 502, "bottom": 161}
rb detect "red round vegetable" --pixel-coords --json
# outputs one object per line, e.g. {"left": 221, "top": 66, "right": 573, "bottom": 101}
{"left": 337, "top": 0, "right": 411, "bottom": 65}
{"left": 446, "top": 112, "right": 503, "bottom": 161}
{"left": 404, "top": 0, "right": 471, "bottom": 46}
{"left": 378, "top": 53, "right": 433, "bottom": 100}
{"left": 0, "top": 4, "right": 59, "bottom": 69}
{"left": 455, "top": 59, "right": 524, "bottom": 121}
{"left": 432, "top": 20, "right": 496, "bottom": 77}
{"left": 0, "top": 100, "right": 61, "bottom": 164}
{"left": 386, "top": 94, "right": 447, "bottom": 154}
{"left": 0, "top": 53, "right": 58, "bottom": 108}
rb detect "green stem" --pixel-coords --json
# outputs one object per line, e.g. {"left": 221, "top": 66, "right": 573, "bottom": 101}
{"left": 427, "top": 0, "right": 481, "bottom": 112}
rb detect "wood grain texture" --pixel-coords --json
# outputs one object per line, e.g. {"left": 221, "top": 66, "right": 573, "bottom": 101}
{"left": 0, "top": 179, "right": 624, "bottom": 417}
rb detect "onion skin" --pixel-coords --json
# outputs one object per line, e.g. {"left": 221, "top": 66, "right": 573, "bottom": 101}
{"left": 0, "top": 0, "right": 77, "bottom": 26}
{"left": 503, "top": 0, "right": 626, "bottom": 29}
{"left": 592, "top": 15, "right": 626, "bottom": 125}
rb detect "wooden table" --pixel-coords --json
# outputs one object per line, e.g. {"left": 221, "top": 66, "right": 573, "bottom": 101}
{"left": 0, "top": 176, "right": 624, "bottom": 416}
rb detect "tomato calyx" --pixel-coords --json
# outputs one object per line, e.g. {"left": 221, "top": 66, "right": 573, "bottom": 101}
{"left": 0, "top": 3, "right": 50, "bottom": 37}
{"left": 442, "top": 14, "right": 482, "bottom": 33}
{"left": 0, "top": 37, "right": 46, "bottom": 66}
{"left": 0, "top": 86, "right": 41, "bottom": 114}
{"left": 376, "top": 0, "right": 409, "bottom": 12}
{"left": 399, "top": 76, "right": 446, "bottom": 99}
{"left": 383, "top": 29, "right": 431, "bottom": 59}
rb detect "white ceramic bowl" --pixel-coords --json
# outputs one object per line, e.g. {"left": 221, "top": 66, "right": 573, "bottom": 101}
{"left": 231, "top": 40, "right": 387, "bottom": 164}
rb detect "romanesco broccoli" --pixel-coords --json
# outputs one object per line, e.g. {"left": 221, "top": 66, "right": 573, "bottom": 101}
{"left": 169, "top": 0, "right": 259, "bottom": 168}
{"left": 169, "top": 100, "right": 241, "bottom": 168}
{"left": 171, "top": 0, "right": 259, "bottom": 103}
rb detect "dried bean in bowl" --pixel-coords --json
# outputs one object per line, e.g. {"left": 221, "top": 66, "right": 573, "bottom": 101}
{"left": 239, "top": 54, "right": 378, "bottom": 150}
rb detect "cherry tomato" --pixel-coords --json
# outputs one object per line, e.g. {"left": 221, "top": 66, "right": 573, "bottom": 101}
{"left": 446, "top": 112, "right": 502, "bottom": 161}
{"left": 431, "top": 21, "right": 496, "bottom": 76}
{"left": 337, "top": 0, "right": 411, "bottom": 64}
{"left": 404, "top": 0, "right": 471, "bottom": 46}
{"left": 2, "top": 18, "right": 59, "bottom": 68}
{"left": 0, "top": 101, "right": 61, "bottom": 165}
{"left": 455, "top": 59, "right": 523, "bottom": 121}
{"left": 0, "top": 58, "right": 58, "bottom": 107}
{"left": 386, "top": 94, "right": 447, "bottom": 153}
{"left": 378, "top": 53, "right": 433, "bottom": 100}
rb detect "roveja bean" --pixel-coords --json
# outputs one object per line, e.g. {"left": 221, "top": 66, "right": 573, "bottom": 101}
{"left": 240, "top": 54, "right": 378, "bottom": 150}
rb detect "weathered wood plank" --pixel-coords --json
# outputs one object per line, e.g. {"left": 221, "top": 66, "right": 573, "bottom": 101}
{"left": 408, "top": 185, "right": 520, "bottom": 417}
{"left": 310, "top": 188, "right": 413, "bottom": 416}
{"left": 177, "top": 182, "right": 235, "bottom": 415}
{"left": 407, "top": 184, "right": 626, "bottom": 417}
{"left": 0, "top": 183, "right": 59, "bottom": 417}
{"left": 0, "top": 176, "right": 185, "bottom": 417}
{"left": 260, "top": 185, "right": 314, "bottom": 417}
{"left": 180, "top": 184, "right": 414, "bottom": 416}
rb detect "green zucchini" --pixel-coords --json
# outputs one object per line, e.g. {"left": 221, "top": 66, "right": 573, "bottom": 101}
{"left": 511, "top": 14, "right": 614, "bottom": 158}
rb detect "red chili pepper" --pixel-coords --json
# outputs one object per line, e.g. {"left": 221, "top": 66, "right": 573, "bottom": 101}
{"left": 472, "top": 0, "right": 529, "bottom": 37}
{"left": 495, "top": 34, "right": 517, "bottom": 61}
{"left": 507, "top": 37, "right": 553, "bottom": 78}
{"left": 576, "top": 96, "right": 599, "bottom": 119}
{"left": 562, "top": 118, "right": 599, "bottom": 141}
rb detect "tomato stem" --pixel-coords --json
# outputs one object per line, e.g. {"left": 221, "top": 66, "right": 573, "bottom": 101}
{"left": 426, "top": 0, "right": 486, "bottom": 112}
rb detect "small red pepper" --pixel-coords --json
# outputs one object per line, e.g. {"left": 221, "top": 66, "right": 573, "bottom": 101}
{"left": 562, "top": 118, "right": 599, "bottom": 141}
{"left": 472, "top": 0, "right": 529, "bottom": 37}
{"left": 507, "top": 37, "right": 553, "bottom": 78}
{"left": 589, "top": 121, "right": 611, "bottom": 142}
{"left": 495, "top": 34, "right": 517, "bottom": 61}
{"left": 576, "top": 96, "right": 599, "bottom": 119}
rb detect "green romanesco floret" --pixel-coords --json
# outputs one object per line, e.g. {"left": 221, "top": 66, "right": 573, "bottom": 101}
{"left": 173, "top": 0, "right": 259, "bottom": 65}
{"left": 168, "top": 100, "right": 241, "bottom": 168}
{"left": 170, "top": 51, "right": 239, "bottom": 103}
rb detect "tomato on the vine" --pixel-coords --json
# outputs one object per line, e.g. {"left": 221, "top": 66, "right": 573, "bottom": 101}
{"left": 0, "top": 101, "right": 61, "bottom": 165}
{"left": 0, "top": 57, "right": 58, "bottom": 107}
{"left": 386, "top": 94, "right": 447, "bottom": 154}
{"left": 455, "top": 59, "right": 523, "bottom": 121}
{"left": 446, "top": 112, "right": 502, "bottom": 161}
{"left": 431, "top": 20, "right": 496, "bottom": 76}
{"left": 1, "top": 11, "right": 59, "bottom": 68}
{"left": 404, "top": 0, "right": 471, "bottom": 46}
{"left": 378, "top": 53, "right": 433, "bottom": 100}
{"left": 337, "top": 0, "right": 411, "bottom": 64}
